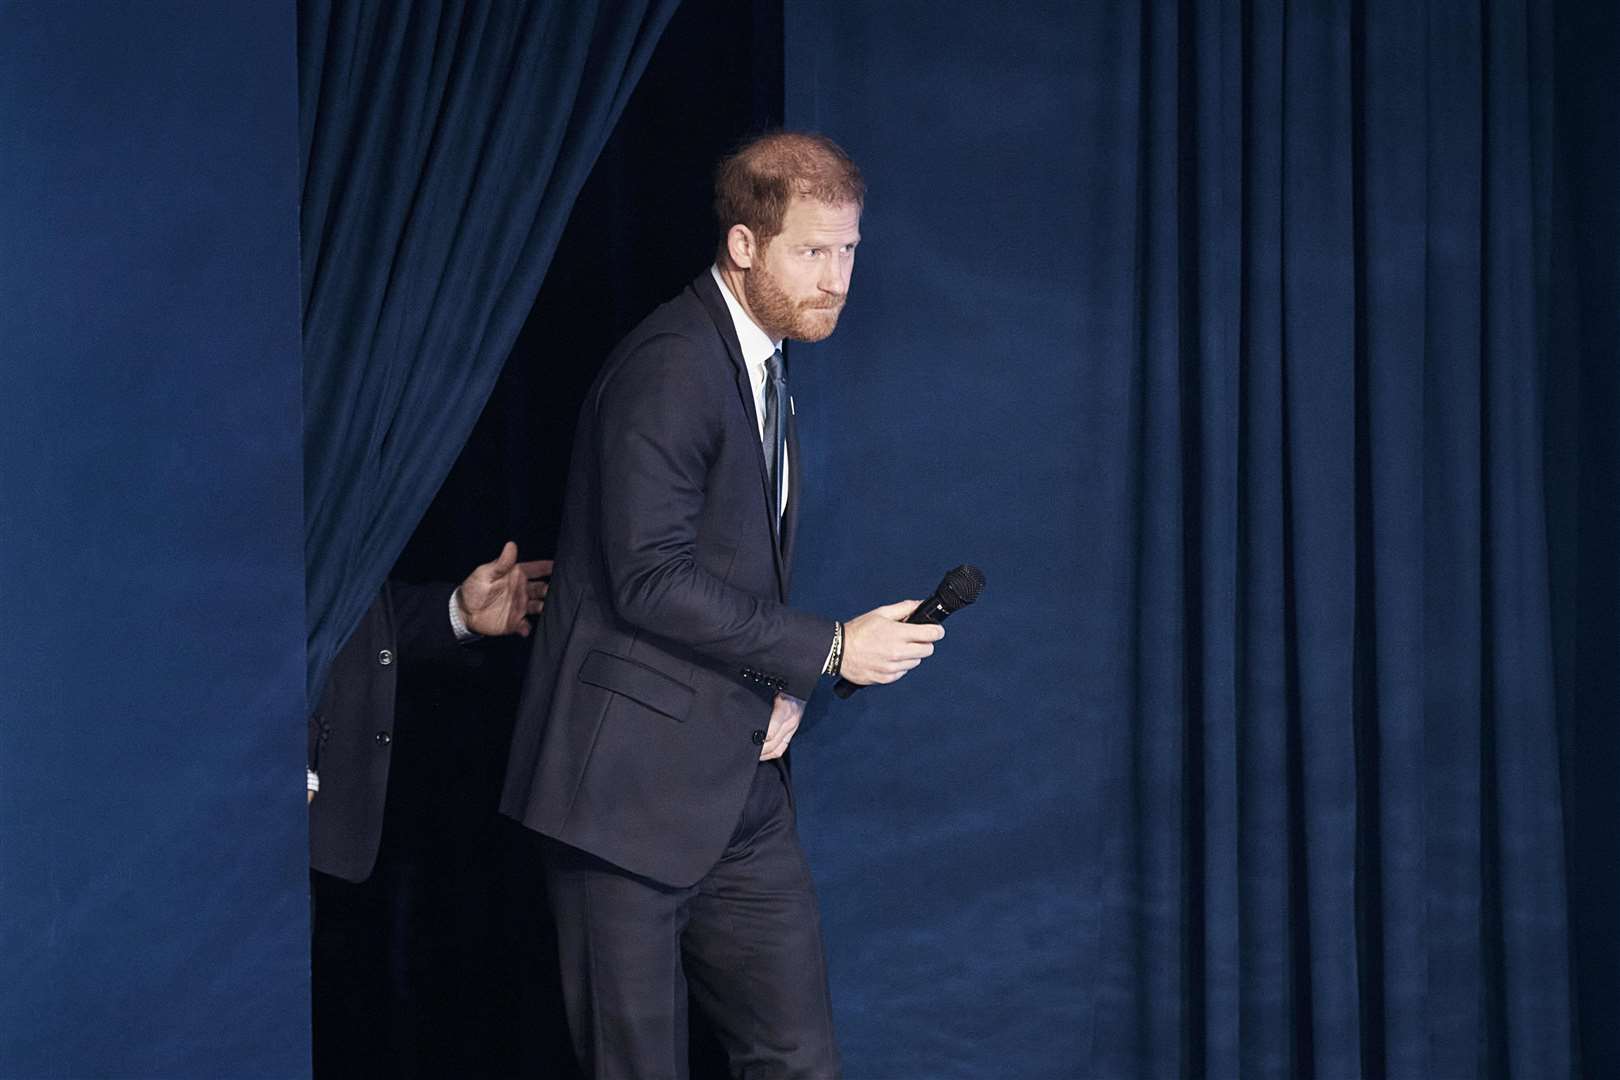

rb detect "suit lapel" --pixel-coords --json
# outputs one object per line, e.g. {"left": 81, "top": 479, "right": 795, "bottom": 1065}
{"left": 690, "top": 271, "right": 789, "bottom": 599}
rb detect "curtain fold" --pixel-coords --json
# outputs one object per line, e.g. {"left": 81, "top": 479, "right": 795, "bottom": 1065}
{"left": 298, "top": 0, "right": 678, "bottom": 702}
{"left": 1077, "top": 1, "right": 1576, "bottom": 1075}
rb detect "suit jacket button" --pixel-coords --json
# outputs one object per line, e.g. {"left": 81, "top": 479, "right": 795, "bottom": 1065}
{"left": 751, "top": 729, "right": 765, "bottom": 745}
{"left": 377, "top": 649, "right": 394, "bottom": 666}
{"left": 375, "top": 731, "right": 392, "bottom": 746}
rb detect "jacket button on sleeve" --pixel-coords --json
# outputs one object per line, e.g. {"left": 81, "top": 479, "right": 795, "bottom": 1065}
{"left": 375, "top": 731, "right": 392, "bottom": 746}
{"left": 377, "top": 649, "right": 393, "bottom": 666}
{"left": 750, "top": 729, "right": 765, "bottom": 746}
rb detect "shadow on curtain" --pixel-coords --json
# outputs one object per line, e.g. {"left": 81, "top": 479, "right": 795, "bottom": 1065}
{"left": 298, "top": 0, "right": 679, "bottom": 703}
{"left": 1073, "top": 1, "right": 1610, "bottom": 1076}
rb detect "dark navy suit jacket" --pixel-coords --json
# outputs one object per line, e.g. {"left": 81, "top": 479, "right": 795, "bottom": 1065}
{"left": 308, "top": 581, "right": 462, "bottom": 882}
{"left": 500, "top": 270, "right": 834, "bottom": 887}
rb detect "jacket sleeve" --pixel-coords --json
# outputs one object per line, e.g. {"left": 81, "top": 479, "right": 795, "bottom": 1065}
{"left": 387, "top": 580, "right": 476, "bottom": 668}
{"left": 595, "top": 333, "right": 832, "bottom": 700}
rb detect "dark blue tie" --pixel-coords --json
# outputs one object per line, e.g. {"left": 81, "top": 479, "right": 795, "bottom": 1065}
{"left": 762, "top": 347, "right": 787, "bottom": 544}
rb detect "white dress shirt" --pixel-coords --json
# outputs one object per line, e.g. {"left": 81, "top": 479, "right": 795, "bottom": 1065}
{"left": 710, "top": 264, "right": 789, "bottom": 517}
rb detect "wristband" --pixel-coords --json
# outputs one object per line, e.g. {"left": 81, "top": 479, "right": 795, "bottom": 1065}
{"left": 822, "top": 620, "right": 844, "bottom": 678}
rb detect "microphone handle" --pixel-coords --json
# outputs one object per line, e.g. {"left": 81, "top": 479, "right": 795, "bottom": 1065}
{"left": 832, "top": 592, "right": 953, "bottom": 699}
{"left": 903, "top": 596, "right": 953, "bottom": 626}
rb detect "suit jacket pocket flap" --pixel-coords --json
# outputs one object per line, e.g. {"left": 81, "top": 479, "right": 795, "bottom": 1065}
{"left": 578, "top": 650, "right": 694, "bottom": 722}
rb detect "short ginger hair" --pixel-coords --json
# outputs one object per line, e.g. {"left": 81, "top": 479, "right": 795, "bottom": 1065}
{"left": 713, "top": 131, "right": 865, "bottom": 256}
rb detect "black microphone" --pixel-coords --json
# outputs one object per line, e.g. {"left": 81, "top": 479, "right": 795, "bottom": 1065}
{"left": 834, "top": 564, "right": 985, "bottom": 699}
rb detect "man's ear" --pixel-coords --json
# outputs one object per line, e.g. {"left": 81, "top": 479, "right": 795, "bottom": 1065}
{"left": 725, "top": 224, "right": 756, "bottom": 269}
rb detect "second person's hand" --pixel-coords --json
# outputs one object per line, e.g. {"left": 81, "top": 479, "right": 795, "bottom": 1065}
{"left": 457, "top": 541, "right": 554, "bottom": 637}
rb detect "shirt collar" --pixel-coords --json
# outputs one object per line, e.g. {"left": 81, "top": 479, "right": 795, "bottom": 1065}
{"left": 710, "top": 264, "right": 781, "bottom": 381}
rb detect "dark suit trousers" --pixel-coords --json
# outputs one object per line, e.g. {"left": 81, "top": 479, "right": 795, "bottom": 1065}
{"left": 542, "top": 760, "right": 840, "bottom": 1080}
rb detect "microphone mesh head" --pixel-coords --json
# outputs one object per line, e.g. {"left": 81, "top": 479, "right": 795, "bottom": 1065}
{"left": 939, "top": 564, "right": 986, "bottom": 611}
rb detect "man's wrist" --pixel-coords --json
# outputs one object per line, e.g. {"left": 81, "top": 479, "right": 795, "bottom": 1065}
{"left": 449, "top": 587, "right": 481, "bottom": 643}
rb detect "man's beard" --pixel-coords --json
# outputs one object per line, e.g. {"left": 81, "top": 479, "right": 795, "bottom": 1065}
{"left": 743, "top": 263, "right": 845, "bottom": 343}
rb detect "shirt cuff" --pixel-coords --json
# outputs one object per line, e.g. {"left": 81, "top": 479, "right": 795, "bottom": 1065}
{"left": 449, "top": 587, "right": 481, "bottom": 644}
{"left": 306, "top": 768, "right": 320, "bottom": 793}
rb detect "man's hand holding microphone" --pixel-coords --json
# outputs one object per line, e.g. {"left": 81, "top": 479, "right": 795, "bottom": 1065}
{"left": 758, "top": 599, "right": 942, "bottom": 762}
{"left": 838, "top": 599, "right": 944, "bottom": 687}
{"left": 835, "top": 566, "right": 984, "bottom": 699}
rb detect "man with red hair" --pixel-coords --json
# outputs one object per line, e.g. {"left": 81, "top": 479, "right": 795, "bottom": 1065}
{"left": 501, "top": 132, "right": 944, "bottom": 1078}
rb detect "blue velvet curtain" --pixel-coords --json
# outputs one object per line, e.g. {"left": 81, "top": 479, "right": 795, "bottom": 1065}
{"left": 783, "top": 0, "right": 1612, "bottom": 1073}
{"left": 299, "top": 0, "right": 678, "bottom": 702}
{"left": 2, "top": 6, "right": 311, "bottom": 1073}
{"left": 1074, "top": 1, "right": 1582, "bottom": 1075}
